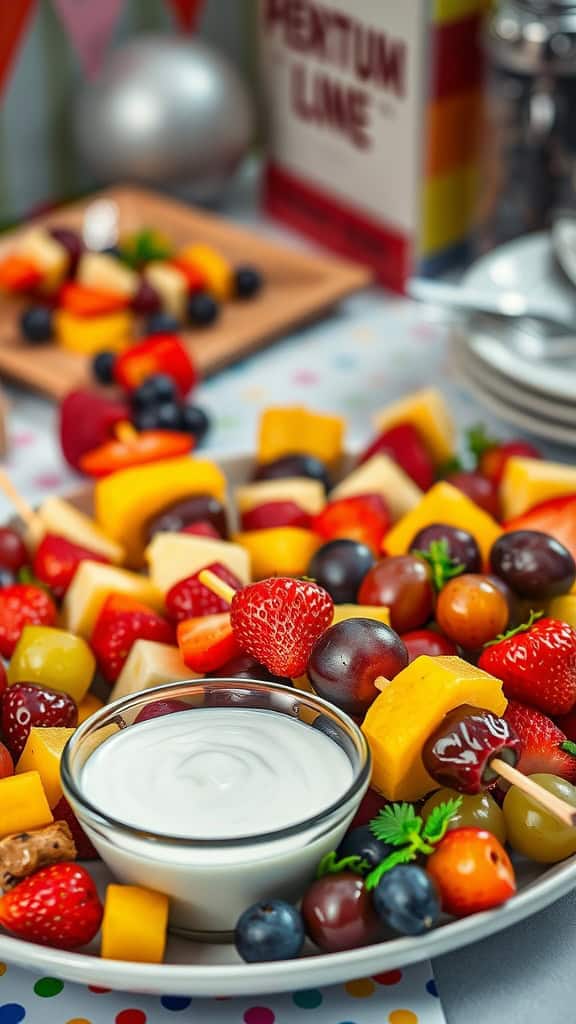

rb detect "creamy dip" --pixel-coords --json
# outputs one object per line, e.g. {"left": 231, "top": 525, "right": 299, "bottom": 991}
{"left": 81, "top": 707, "right": 353, "bottom": 839}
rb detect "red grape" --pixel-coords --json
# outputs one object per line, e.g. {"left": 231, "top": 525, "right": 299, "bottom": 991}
{"left": 357, "top": 555, "right": 434, "bottom": 632}
{"left": 401, "top": 629, "right": 458, "bottom": 662}
{"left": 302, "top": 872, "right": 381, "bottom": 952}
{"left": 446, "top": 471, "right": 500, "bottom": 519}
{"left": 0, "top": 528, "right": 29, "bottom": 574}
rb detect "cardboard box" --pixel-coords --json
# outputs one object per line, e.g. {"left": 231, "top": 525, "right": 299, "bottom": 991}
{"left": 259, "top": 0, "right": 487, "bottom": 291}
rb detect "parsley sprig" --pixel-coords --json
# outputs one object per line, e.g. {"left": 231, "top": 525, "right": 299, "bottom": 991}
{"left": 365, "top": 797, "right": 462, "bottom": 891}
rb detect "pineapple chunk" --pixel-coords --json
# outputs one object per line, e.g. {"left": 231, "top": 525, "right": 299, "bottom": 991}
{"left": 55, "top": 309, "right": 133, "bottom": 355}
{"left": 332, "top": 605, "right": 390, "bottom": 625}
{"left": 179, "top": 243, "right": 232, "bottom": 301}
{"left": 383, "top": 481, "right": 501, "bottom": 561}
{"left": 17, "top": 228, "right": 68, "bottom": 290}
{"left": 0, "top": 771, "right": 53, "bottom": 836}
{"left": 144, "top": 261, "right": 188, "bottom": 320}
{"left": 331, "top": 454, "right": 422, "bottom": 522}
{"left": 110, "top": 640, "right": 195, "bottom": 702}
{"left": 101, "top": 885, "right": 169, "bottom": 963}
{"left": 28, "top": 495, "right": 125, "bottom": 564}
{"left": 235, "top": 478, "right": 325, "bottom": 516}
{"left": 500, "top": 457, "right": 576, "bottom": 520}
{"left": 145, "top": 533, "right": 250, "bottom": 593}
{"left": 77, "top": 252, "right": 138, "bottom": 297}
{"left": 234, "top": 527, "right": 320, "bottom": 579}
{"left": 373, "top": 388, "right": 455, "bottom": 464}
{"left": 16, "top": 728, "right": 75, "bottom": 808}
{"left": 63, "top": 561, "right": 163, "bottom": 638}
{"left": 258, "top": 406, "right": 345, "bottom": 466}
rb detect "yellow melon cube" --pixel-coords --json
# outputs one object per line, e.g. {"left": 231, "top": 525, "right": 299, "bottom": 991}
{"left": 330, "top": 455, "right": 422, "bottom": 522}
{"left": 18, "top": 228, "right": 68, "bottom": 290}
{"left": 29, "top": 496, "right": 125, "bottom": 564}
{"left": 500, "top": 457, "right": 576, "bottom": 520}
{"left": 77, "top": 693, "right": 104, "bottom": 724}
{"left": 8, "top": 626, "right": 95, "bottom": 703}
{"left": 144, "top": 261, "right": 188, "bottom": 319}
{"left": 234, "top": 527, "right": 320, "bottom": 579}
{"left": 373, "top": 388, "right": 455, "bottom": 464}
{"left": 95, "top": 456, "right": 227, "bottom": 567}
{"left": 101, "top": 885, "right": 169, "bottom": 963}
{"left": 145, "top": 534, "right": 250, "bottom": 593}
{"left": 110, "top": 640, "right": 195, "bottom": 702}
{"left": 548, "top": 595, "right": 576, "bottom": 628}
{"left": 362, "top": 655, "right": 507, "bottom": 802}
{"left": 258, "top": 407, "right": 345, "bottom": 466}
{"left": 332, "top": 605, "right": 390, "bottom": 626}
{"left": 63, "top": 561, "right": 163, "bottom": 638}
{"left": 235, "top": 478, "right": 325, "bottom": 516}
{"left": 16, "top": 728, "right": 75, "bottom": 808}
{"left": 55, "top": 309, "right": 133, "bottom": 355}
{"left": 383, "top": 482, "right": 501, "bottom": 562}
{"left": 0, "top": 771, "right": 53, "bottom": 836}
{"left": 179, "top": 243, "right": 232, "bottom": 301}
{"left": 77, "top": 252, "right": 138, "bottom": 297}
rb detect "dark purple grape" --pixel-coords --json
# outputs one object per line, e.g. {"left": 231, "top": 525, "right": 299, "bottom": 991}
{"left": 337, "top": 825, "right": 393, "bottom": 869}
{"left": 490, "top": 530, "right": 576, "bottom": 598}
{"left": 144, "top": 494, "right": 228, "bottom": 541}
{"left": 308, "top": 540, "right": 374, "bottom": 604}
{"left": 422, "top": 704, "right": 521, "bottom": 794}
{"left": 253, "top": 454, "right": 332, "bottom": 492}
{"left": 308, "top": 618, "right": 408, "bottom": 717}
{"left": 132, "top": 279, "right": 161, "bottom": 315}
{"left": 410, "top": 523, "right": 481, "bottom": 574}
{"left": 302, "top": 872, "right": 381, "bottom": 952}
{"left": 49, "top": 227, "right": 84, "bottom": 276}
{"left": 206, "top": 653, "right": 291, "bottom": 686}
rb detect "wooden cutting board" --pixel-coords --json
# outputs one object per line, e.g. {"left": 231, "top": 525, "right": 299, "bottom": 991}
{"left": 0, "top": 185, "right": 372, "bottom": 400}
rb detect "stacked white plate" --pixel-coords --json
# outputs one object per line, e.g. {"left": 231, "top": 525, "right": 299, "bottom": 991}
{"left": 451, "top": 230, "right": 576, "bottom": 447}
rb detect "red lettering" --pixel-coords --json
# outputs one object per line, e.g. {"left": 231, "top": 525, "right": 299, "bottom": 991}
{"left": 331, "top": 12, "right": 351, "bottom": 67}
{"left": 291, "top": 64, "right": 371, "bottom": 151}
{"left": 264, "top": 0, "right": 290, "bottom": 30}
{"left": 374, "top": 36, "right": 406, "bottom": 97}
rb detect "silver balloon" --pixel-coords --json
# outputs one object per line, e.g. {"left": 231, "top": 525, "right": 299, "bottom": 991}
{"left": 75, "top": 34, "right": 255, "bottom": 202}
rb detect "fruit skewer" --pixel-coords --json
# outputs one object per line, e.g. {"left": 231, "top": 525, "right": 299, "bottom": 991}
{"left": 0, "top": 469, "right": 39, "bottom": 532}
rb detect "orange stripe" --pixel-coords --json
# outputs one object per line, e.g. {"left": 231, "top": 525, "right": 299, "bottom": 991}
{"left": 425, "top": 91, "right": 483, "bottom": 177}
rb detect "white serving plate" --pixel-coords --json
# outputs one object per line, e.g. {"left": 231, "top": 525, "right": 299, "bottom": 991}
{"left": 3, "top": 449, "right": 576, "bottom": 996}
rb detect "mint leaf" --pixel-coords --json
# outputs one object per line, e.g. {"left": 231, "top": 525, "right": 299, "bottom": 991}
{"left": 413, "top": 538, "right": 465, "bottom": 591}
{"left": 370, "top": 803, "right": 422, "bottom": 847}
{"left": 422, "top": 797, "right": 463, "bottom": 845}
{"left": 365, "top": 846, "right": 417, "bottom": 891}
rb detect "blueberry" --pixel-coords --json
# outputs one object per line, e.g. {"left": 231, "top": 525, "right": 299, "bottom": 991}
{"left": 235, "top": 265, "right": 263, "bottom": 299}
{"left": 92, "top": 350, "right": 117, "bottom": 385}
{"left": 132, "top": 407, "right": 160, "bottom": 432}
{"left": 372, "top": 865, "right": 441, "bottom": 936}
{"left": 337, "top": 825, "right": 393, "bottom": 870}
{"left": 181, "top": 405, "right": 210, "bottom": 441}
{"left": 146, "top": 311, "right": 181, "bottom": 335}
{"left": 155, "top": 402, "right": 184, "bottom": 430}
{"left": 132, "top": 374, "right": 177, "bottom": 410}
{"left": 235, "top": 900, "right": 305, "bottom": 963}
{"left": 20, "top": 306, "right": 53, "bottom": 343}
{"left": 189, "top": 292, "right": 219, "bottom": 326}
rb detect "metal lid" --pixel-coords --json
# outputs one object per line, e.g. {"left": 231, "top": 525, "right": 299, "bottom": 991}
{"left": 488, "top": 0, "right": 576, "bottom": 74}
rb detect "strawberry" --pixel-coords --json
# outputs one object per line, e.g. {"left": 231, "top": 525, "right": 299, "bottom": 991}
{"left": 479, "top": 616, "right": 576, "bottom": 716}
{"left": 479, "top": 440, "right": 541, "bottom": 485}
{"left": 0, "top": 584, "right": 57, "bottom": 659}
{"left": 504, "top": 495, "right": 576, "bottom": 562}
{"left": 2, "top": 683, "right": 78, "bottom": 759}
{"left": 33, "top": 533, "right": 108, "bottom": 598}
{"left": 0, "top": 862, "right": 102, "bottom": 949}
{"left": 59, "top": 389, "right": 130, "bottom": 472}
{"left": 230, "top": 577, "right": 334, "bottom": 677}
{"left": 166, "top": 562, "right": 243, "bottom": 623}
{"left": 91, "top": 594, "right": 175, "bottom": 683}
{"left": 357, "top": 423, "right": 435, "bottom": 490}
{"left": 53, "top": 796, "right": 99, "bottom": 861}
{"left": 177, "top": 613, "right": 241, "bottom": 673}
{"left": 241, "top": 501, "right": 311, "bottom": 532}
{"left": 312, "top": 494, "right": 390, "bottom": 554}
{"left": 504, "top": 700, "right": 576, "bottom": 782}
{"left": 556, "top": 707, "right": 576, "bottom": 743}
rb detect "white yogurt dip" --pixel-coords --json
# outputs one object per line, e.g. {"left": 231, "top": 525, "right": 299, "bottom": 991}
{"left": 81, "top": 707, "right": 353, "bottom": 839}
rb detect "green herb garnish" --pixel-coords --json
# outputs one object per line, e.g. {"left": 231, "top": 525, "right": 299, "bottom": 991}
{"left": 413, "top": 538, "right": 465, "bottom": 591}
{"left": 365, "top": 797, "right": 462, "bottom": 890}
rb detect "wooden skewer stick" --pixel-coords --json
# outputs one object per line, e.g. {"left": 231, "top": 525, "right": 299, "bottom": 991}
{"left": 199, "top": 569, "right": 236, "bottom": 605}
{"left": 0, "top": 468, "right": 39, "bottom": 530}
{"left": 492, "top": 757, "right": 576, "bottom": 827}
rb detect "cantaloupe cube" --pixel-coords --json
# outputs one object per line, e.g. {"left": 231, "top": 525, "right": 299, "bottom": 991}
{"left": 144, "top": 261, "right": 188, "bottom": 319}
{"left": 95, "top": 456, "right": 227, "bottom": 567}
{"left": 8, "top": 626, "right": 95, "bottom": 703}
{"left": 77, "top": 252, "right": 138, "bottom": 297}
{"left": 55, "top": 309, "right": 134, "bottom": 355}
{"left": 258, "top": 407, "right": 345, "bottom": 466}
{"left": 500, "top": 457, "right": 576, "bottom": 520}
{"left": 63, "top": 561, "right": 163, "bottom": 638}
{"left": 16, "top": 728, "right": 75, "bottom": 808}
{"left": 233, "top": 527, "right": 320, "bottom": 579}
{"left": 331, "top": 455, "right": 422, "bottom": 522}
{"left": 235, "top": 478, "right": 325, "bottom": 516}
{"left": 145, "top": 533, "right": 250, "bottom": 593}
{"left": 18, "top": 228, "right": 68, "bottom": 290}
{"left": 110, "top": 640, "right": 195, "bottom": 702}
{"left": 101, "top": 884, "right": 169, "bottom": 963}
{"left": 78, "top": 693, "right": 104, "bottom": 723}
{"left": 179, "top": 243, "right": 232, "bottom": 301}
{"left": 0, "top": 771, "right": 53, "bottom": 836}
{"left": 383, "top": 482, "right": 501, "bottom": 562}
{"left": 332, "top": 605, "right": 391, "bottom": 626}
{"left": 362, "top": 656, "right": 507, "bottom": 801}
{"left": 29, "top": 495, "right": 125, "bottom": 564}
{"left": 373, "top": 388, "right": 455, "bottom": 464}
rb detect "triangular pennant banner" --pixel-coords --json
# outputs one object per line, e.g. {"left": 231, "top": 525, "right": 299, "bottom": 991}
{"left": 166, "top": 0, "right": 204, "bottom": 33}
{"left": 52, "top": 0, "right": 125, "bottom": 79}
{"left": 0, "top": 0, "right": 37, "bottom": 97}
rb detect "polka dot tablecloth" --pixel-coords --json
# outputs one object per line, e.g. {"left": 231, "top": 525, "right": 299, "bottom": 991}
{"left": 0, "top": 960, "right": 445, "bottom": 1024}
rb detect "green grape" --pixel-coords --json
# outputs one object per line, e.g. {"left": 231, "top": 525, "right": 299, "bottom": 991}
{"left": 422, "top": 787, "right": 506, "bottom": 844}
{"left": 503, "top": 773, "right": 576, "bottom": 864}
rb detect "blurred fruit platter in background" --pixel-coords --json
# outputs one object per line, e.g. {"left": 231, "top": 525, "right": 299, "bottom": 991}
{"left": 0, "top": 185, "right": 370, "bottom": 400}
